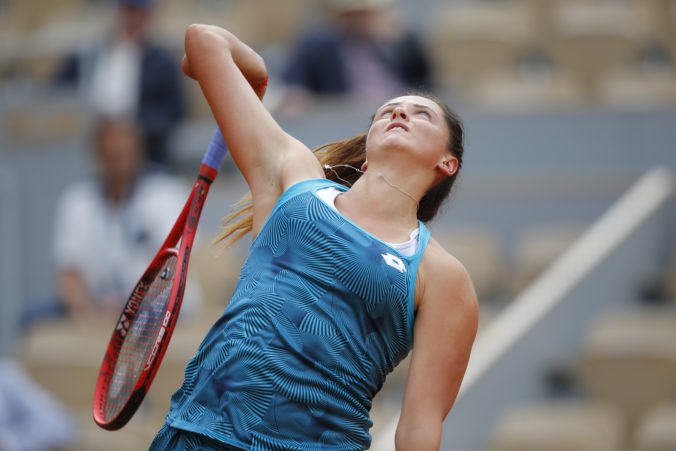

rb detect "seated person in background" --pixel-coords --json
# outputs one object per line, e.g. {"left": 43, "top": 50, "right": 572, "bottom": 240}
{"left": 53, "top": 0, "right": 185, "bottom": 166}
{"left": 280, "top": 0, "right": 431, "bottom": 114}
{"left": 52, "top": 117, "right": 201, "bottom": 320}
{"left": 0, "top": 358, "right": 77, "bottom": 451}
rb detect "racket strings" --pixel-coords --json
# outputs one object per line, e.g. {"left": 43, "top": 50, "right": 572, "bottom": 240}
{"left": 104, "top": 253, "right": 177, "bottom": 420}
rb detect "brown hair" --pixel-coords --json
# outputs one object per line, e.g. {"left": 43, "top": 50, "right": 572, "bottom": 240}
{"left": 217, "top": 93, "right": 464, "bottom": 245}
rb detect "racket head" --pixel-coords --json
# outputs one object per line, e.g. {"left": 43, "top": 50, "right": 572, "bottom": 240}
{"left": 93, "top": 177, "right": 211, "bottom": 430}
{"left": 93, "top": 246, "right": 183, "bottom": 429}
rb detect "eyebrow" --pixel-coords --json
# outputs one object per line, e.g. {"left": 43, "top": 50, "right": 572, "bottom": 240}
{"left": 377, "top": 102, "right": 439, "bottom": 118}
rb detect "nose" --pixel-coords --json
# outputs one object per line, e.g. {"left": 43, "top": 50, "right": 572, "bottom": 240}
{"left": 391, "top": 105, "right": 408, "bottom": 121}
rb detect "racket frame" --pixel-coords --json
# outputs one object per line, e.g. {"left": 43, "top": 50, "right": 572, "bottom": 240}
{"left": 93, "top": 167, "right": 216, "bottom": 430}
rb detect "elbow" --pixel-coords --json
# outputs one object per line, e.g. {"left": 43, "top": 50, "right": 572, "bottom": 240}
{"left": 185, "top": 24, "right": 232, "bottom": 55}
{"left": 185, "top": 23, "right": 206, "bottom": 38}
{"left": 185, "top": 23, "right": 209, "bottom": 46}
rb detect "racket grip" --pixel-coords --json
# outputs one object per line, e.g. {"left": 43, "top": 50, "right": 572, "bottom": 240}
{"left": 202, "top": 128, "right": 228, "bottom": 171}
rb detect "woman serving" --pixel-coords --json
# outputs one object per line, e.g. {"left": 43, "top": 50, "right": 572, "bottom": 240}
{"left": 151, "top": 24, "right": 478, "bottom": 451}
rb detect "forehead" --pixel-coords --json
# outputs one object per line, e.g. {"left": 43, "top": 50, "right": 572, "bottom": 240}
{"left": 377, "top": 95, "right": 442, "bottom": 113}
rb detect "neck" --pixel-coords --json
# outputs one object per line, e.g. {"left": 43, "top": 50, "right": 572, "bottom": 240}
{"left": 340, "top": 170, "right": 420, "bottom": 228}
{"left": 365, "top": 171, "right": 419, "bottom": 210}
{"left": 106, "top": 177, "right": 134, "bottom": 206}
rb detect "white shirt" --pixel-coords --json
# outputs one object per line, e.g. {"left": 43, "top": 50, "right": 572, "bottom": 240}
{"left": 89, "top": 38, "right": 141, "bottom": 117}
{"left": 53, "top": 173, "right": 202, "bottom": 311}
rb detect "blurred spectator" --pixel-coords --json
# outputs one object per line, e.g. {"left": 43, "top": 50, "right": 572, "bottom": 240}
{"left": 53, "top": 0, "right": 185, "bottom": 166}
{"left": 51, "top": 117, "right": 199, "bottom": 321}
{"left": 280, "top": 0, "right": 431, "bottom": 113}
{"left": 637, "top": 42, "right": 674, "bottom": 77}
{"left": 0, "top": 358, "right": 78, "bottom": 451}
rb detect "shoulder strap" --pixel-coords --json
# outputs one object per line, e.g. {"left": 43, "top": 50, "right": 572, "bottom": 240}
{"left": 279, "top": 178, "right": 345, "bottom": 201}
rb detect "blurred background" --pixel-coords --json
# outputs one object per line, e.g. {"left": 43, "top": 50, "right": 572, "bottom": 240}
{"left": 0, "top": 0, "right": 675, "bottom": 449}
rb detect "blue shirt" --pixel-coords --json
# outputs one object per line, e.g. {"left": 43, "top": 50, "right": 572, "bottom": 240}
{"left": 166, "top": 178, "right": 430, "bottom": 450}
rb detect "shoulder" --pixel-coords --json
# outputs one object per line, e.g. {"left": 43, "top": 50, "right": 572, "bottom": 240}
{"left": 421, "top": 237, "right": 470, "bottom": 284}
{"left": 418, "top": 236, "right": 479, "bottom": 321}
{"left": 264, "top": 177, "right": 334, "bottom": 211}
{"left": 137, "top": 170, "right": 184, "bottom": 189}
{"left": 141, "top": 42, "right": 179, "bottom": 65}
{"left": 294, "top": 24, "right": 341, "bottom": 50}
{"left": 54, "top": 178, "right": 102, "bottom": 232}
{"left": 58, "top": 178, "right": 99, "bottom": 206}
{"left": 134, "top": 172, "right": 187, "bottom": 202}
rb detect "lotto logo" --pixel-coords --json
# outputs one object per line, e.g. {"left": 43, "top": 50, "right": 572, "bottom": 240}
{"left": 382, "top": 253, "right": 406, "bottom": 273}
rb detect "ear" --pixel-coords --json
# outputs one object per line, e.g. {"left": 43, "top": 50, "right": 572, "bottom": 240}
{"left": 361, "top": 160, "right": 368, "bottom": 172}
{"left": 437, "top": 156, "right": 458, "bottom": 177}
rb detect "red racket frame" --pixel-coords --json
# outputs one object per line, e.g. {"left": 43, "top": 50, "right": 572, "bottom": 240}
{"left": 93, "top": 164, "right": 218, "bottom": 430}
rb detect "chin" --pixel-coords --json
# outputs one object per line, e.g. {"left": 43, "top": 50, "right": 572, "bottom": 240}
{"left": 380, "top": 133, "right": 413, "bottom": 150}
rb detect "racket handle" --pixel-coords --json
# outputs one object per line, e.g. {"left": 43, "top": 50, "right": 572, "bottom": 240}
{"left": 202, "top": 128, "right": 228, "bottom": 171}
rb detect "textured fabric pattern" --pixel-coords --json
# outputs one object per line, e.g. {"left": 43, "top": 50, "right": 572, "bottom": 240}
{"left": 150, "top": 424, "right": 242, "bottom": 450}
{"left": 166, "top": 179, "right": 430, "bottom": 450}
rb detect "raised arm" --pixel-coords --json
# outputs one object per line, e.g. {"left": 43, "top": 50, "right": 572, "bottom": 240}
{"left": 183, "top": 25, "right": 323, "bottom": 235}
{"left": 396, "top": 244, "right": 479, "bottom": 450}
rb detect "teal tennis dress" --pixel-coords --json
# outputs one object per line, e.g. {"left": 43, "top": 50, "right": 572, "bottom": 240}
{"left": 153, "top": 178, "right": 431, "bottom": 450}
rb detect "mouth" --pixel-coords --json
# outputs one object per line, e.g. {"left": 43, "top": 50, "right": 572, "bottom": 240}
{"left": 386, "top": 122, "right": 409, "bottom": 132}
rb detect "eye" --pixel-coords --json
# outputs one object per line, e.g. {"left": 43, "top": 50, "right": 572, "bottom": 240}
{"left": 380, "top": 108, "right": 393, "bottom": 117}
{"left": 417, "top": 109, "right": 431, "bottom": 118}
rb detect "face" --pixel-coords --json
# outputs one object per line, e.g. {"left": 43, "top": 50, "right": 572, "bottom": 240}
{"left": 339, "top": 9, "right": 381, "bottom": 39}
{"left": 118, "top": 5, "right": 151, "bottom": 41}
{"left": 96, "top": 121, "right": 143, "bottom": 184}
{"left": 366, "top": 95, "right": 457, "bottom": 180}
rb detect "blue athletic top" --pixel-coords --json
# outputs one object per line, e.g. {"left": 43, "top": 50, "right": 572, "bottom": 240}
{"left": 166, "top": 178, "right": 431, "bottom": 450}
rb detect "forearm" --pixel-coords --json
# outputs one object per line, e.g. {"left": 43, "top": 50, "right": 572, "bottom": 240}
{"left": 180, "top": 23, "right": 317, "bottom": 199}
{"left": 395, "top": 421, "right": 441, "bottom": 451}
{"left": 184, "top": 24, "right": 267, "bottom": 95}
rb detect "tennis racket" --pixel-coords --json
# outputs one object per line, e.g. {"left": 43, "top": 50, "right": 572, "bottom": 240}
{"left": 93, "top": 129, "right": 228, "bottom": 430}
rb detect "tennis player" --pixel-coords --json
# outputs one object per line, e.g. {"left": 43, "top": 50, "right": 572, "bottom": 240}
{"left": 150, "top": 24, "right": 478, "bottom": 450}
